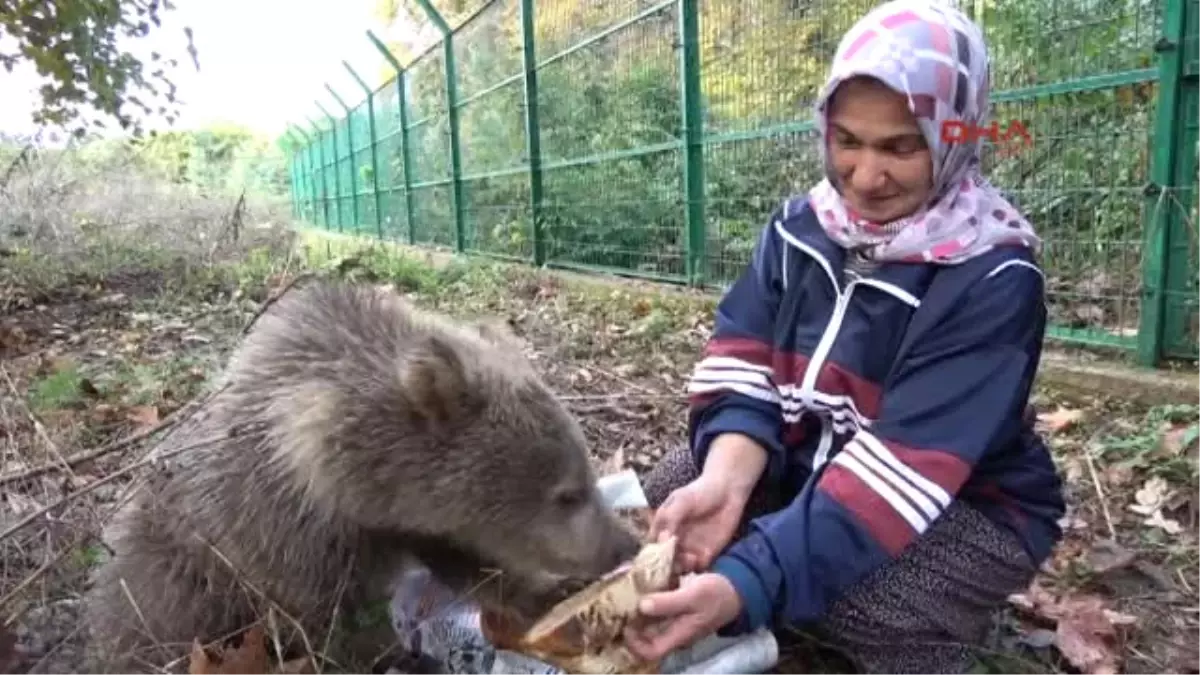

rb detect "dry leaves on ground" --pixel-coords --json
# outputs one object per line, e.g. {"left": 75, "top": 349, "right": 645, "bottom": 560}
{"left": 1008, "top": 581, "right": 1139, "bottom": 674}
{"left": 1038, "top": 406, "right": 1086, "bottom": 434}
{"left": 188, "top": 625, "right": 314, "bottom": 675}
{"left": 1128, "top": 476, "right": 1185, "bottom": 535}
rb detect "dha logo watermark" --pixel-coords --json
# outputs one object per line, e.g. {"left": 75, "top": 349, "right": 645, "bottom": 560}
{"left": 941, "top": 120, "right": 1033, "bottom": 158}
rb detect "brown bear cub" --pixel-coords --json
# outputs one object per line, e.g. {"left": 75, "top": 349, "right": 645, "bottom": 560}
{"left": 81, "top": 280, "right": 641, "bottom": 673}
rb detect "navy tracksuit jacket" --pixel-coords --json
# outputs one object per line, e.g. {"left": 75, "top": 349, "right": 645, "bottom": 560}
{"left": 689, "top": 196, "right": 1066, "bottom": 633}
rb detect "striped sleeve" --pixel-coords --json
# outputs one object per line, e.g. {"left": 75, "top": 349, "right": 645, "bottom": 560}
{"left": 686, "top": 212, "right": 787, "bottom": 484}
{"left": 712, "top": 260, "right": 1048, "bottom": 631}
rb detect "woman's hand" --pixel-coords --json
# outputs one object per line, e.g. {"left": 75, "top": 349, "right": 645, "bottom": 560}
{"left": 624, "top": 573, "right": 743, "bottom": 662}
{"left": 651, "top": 433, "right": 767, "bottom": 573}
{"left": 651, "top": 473, "right": 750, "bottom": 574}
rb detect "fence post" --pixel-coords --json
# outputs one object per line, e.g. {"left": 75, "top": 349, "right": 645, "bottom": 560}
{"left": 315, "top": 103, "right": 344, "bottom": 233}
{"left": 290, "top": 136, "right": 305, "bottom": 219}
{"left": 283, "top": 135, "right": 299, "bottom": 218}
{"left": 1136, "top": 0, "right": 1188, "bottom": 367}
{"left": 283, "top": 131, "right": 298, "bottom": 218}
{"left": 296, "top": 124, "right": 319, "bottom": 225}
{"left": 288, "top": 129, "right": 310, "bottom": 221}
{"left": 368, "top": 30, "right": 419, "bottom": 246}
{"left": 343, "top": 62, "right": 385, "bottom": 242}
{"left": 678, "top": 0, "right": 706, "bottom": 287}
{"left": 413, "top": 0, "right": 467, "bottom": 253}
{"left": 306, "top": 115, "right": 332, "bottom": 230}
{"left": 519, "top": 0, "right": 546, "bottom": 266}
{"left": 326, "top": 84, "right": 360, "bottom": 232}
{"left": 291, "top": 125, "right": 316, "bottom": 223}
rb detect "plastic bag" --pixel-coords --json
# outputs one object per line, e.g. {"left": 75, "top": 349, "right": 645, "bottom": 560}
{"left": 388, "top": 470, "right": 780, "bottom": 674}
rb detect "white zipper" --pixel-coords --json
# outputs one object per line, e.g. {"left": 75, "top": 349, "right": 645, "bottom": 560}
{"left": 771, "top": 221, "right": 920, "bottom": 472}
{"left": 774, "top": 221, "right": 850, "bottom": 472}
{"left": 806, "top": 280, "right": 860, "bottom": 470}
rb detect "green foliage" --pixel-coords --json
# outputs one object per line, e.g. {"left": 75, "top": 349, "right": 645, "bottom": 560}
{"left": 0, "top": 0, "right": 197, "bottom": 136}
{"left": 0, "top": 123, "right": 290, "bottom": 199}
{"left": 28, "top": 364, "right": 86, "bottom": 412}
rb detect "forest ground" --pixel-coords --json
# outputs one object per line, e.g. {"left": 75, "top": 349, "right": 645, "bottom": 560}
{"left": 0, "top": 193, "right": 1196, "bottom": 674}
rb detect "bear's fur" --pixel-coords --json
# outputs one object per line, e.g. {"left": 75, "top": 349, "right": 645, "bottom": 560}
{"left": 81, "top": 280, "right": 641, "bottom": 673}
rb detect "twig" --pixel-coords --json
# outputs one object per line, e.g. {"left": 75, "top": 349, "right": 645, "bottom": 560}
{"left": 0, "top": 387, "right": 217, "bottom": 487}
{"left": 569, "top": 403, "right": 655, "bottom": 422}
{"left": 197, "top": 537, "right": 320, "bottom": 671}
{"left": 0, "top": 247, "right": 289, "bottom": 486}
{"left": 0, "top": 530, "right": 97, "bottom": 613}
{"left": 1084, "top": 441, "right": 1119, "bottom": 541}
{"left": 0, "top": 264, "right": 306, "bottom": 488}
{"left": 0, "top": 365, "right": 76, "bottom": 479}
{"left": 1084, "top": 449, "right": 1118, "bottom": 540}
{"left": 0, "top": 434, "right": 230, "bottom": 543}
{"left": 557, "top": 392, "right": 678, "bottom": 402}
{"left": 585, "top": 365, "right": 660, "bottom": 395}
{"left": 241, "top": 271, "right": 315, "bottom": 336}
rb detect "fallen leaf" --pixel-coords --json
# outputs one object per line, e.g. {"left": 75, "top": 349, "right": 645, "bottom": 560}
{"left": 188, "top": 625, "right": 271, "bottom": 674}
{"left": 1143, "top": 509, "right": 1183, "bottom": 535}
{"left": 90, "top": 403, "right": 122, "bottom": 424}
{"left": 1160, "top": 422, "right": 1199, "bottom": 457}
{"left": 1055, "top": 595, "right": 1135, "bottom": 674}
{"left": 630, "top": 298, "right": 652, "bottom": 318}
{"left": 1009, "top": 582, "right": 1140, "bottom": 675}
{"left": 126, "top": 405, "right": 160, "bottom": 432}
{"left": 1037, "top": 407, "right": 1085, "bottom": 434}
{"left": 1129, "top": 476, "right": 1172, "bottom": 516}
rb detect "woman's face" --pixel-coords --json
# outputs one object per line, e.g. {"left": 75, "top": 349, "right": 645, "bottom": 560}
{"left": 825, "top": 76, "right": 934, "bottom": 223}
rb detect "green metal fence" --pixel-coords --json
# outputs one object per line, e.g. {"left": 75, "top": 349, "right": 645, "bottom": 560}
{"left": 286, "top": 0, "right": 1199, "bottom": 367}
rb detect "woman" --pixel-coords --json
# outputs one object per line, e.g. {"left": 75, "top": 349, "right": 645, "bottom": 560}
{"left": 624, "top": 1, "right": 1066, "bottom": 672}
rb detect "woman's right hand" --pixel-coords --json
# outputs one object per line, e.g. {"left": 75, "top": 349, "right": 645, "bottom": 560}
{"left": 650, "top": 473, "right": 752, "bottom": 574}
{"left": 651, "top": 433, "right": 769, "bottom": 573}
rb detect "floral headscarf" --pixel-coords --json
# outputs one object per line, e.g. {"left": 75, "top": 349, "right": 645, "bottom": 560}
{"left": 808, "top": 0, "right": 1041, "bottom": 264}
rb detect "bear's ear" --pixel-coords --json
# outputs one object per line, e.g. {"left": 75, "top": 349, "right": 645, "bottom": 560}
{"left": 398, "top": 334, "right": 475, "bottom": 426}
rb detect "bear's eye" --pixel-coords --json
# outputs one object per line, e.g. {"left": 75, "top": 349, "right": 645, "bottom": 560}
{"left": 554, "top": 489, "right": 585, "bottom": 510}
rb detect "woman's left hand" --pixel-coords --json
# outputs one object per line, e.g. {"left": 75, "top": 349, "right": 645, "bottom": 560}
{"left": 623, "top": 573, "right": 743, "bottom": 662}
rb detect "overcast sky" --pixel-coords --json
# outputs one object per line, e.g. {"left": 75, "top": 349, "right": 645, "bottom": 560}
{"left": 0, "top": 0, "right": 406, "bottom": 139}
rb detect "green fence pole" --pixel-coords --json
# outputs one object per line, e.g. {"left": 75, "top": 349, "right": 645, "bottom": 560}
{"left": 284, "top": 131, "right": 299, "bottom": 219}
{"left": 413, "top": 0, "right": 466, "bottom": 254}
{"left": 315, "top": 101, "right": 344, "bottom": 233}
{"left": 291, "top": 125, "right": 316, "bottom": 223}
{"left": 283, "top": 133, "right": 298, "bottom": 218}
{"left": 289, "top": 138, "right": 303, "bottom": 220}
{"left": 326, "top": 84, "right": 359, "bottom": 233}
{"left": 306, "top": 115, "right": 332, "bottom": 230}
{"left": 368, "top": 30, "right": 418, "bottom": 246}
{"left": 290, "top": 125, "right": 313, "bottom": 223}
{"left": 288, "top": 129, "right": 309, "bottom": 221}
{"left": 678, "top": 0, "right": 706, "bottom": 287}
{"left": 1136, "top": 0, "right": 1188, "bottom": 367}
{"left": 519, "top": 0, "right": 546, "bottom": 266}
{"left": 345, "top": 61, "right": 385, "bottom": 242}
{"left": 1158, "top": 0, "right": 1196, "bottom": 362}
